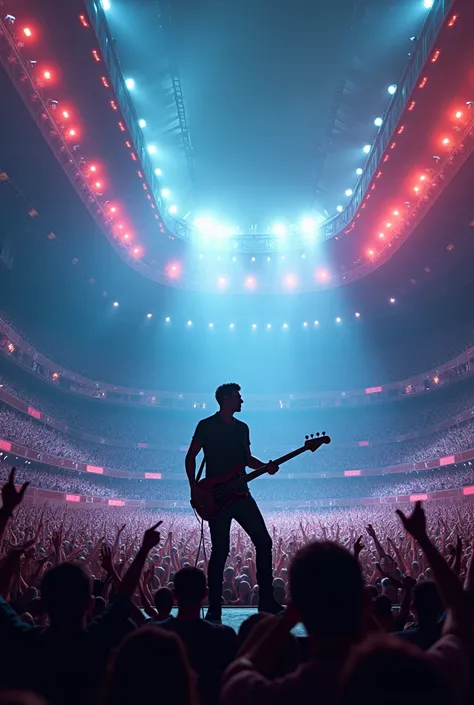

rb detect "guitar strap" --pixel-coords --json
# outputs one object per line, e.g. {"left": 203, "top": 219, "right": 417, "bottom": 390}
{"left": 195, "top": 455, "right": 206, "bottom": 482}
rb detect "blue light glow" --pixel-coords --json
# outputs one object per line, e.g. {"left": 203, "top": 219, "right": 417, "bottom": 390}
{"left": 125, "top": 78, "right": 135, "bottom": 90}
{"left": 388, "top": 84, "right": 397, "bottom": 95}
{"left": 138, "top": 119, "right": 147, "bottom": 128}
{"left": 374, "top": 117, "right": 383, "bottom": 127}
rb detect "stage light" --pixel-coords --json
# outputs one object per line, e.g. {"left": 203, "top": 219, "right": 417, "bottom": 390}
{"left": 314, "top": 320, "right": 319, "bottom": 326}
{"left": 62, "top": 110, "right": 70, "bottom": 119}
{"left": 266, "top": 323, "right": 272, "bottom": 329}
{"left": 94, "top": 181, "right": 102, "bottom": 189}
{"left": 424, "top": 0, "right": 433, "bottom": 8}
{"left": 303, "top": 322, "right": 308, "bottom": 327}
{"left": 187, "top": 320, "right": 192, "bottom": 326}
{"left": 388, "top": 84, "right": 397, "bottom": 95}
{"left": 356, "top": 168, "right": 363, "bottom": 176}
{"left": 43, "top": 70, "right": 52, "bottom": 81}
{"left": 89, "top": 165, "right": 97, "bottom": 173}
{"left": 442, "top": 137, "right": 450, "bottom": 145}
{"left": 282, "top": 323, "right": 288, "bottom": 329}
{"left": 218, "top": 276, "right": 228, "bottom": 288}
{"left": 285, "top": 274, "right": 297, "bottom": 288}
{"left": 389, "top": 297, "right": 396, "bottom": 304}
{"left": 154, "top": 168, "right": 162, "bottom": 176}
{"left": 336, "top": 205, "right": 343, "bottom": 212}
{"left": 374, "top": 117, "right": 383, "bottom": 127}
{"left": 252, "top": 323, "right": 257, "bottom": 329}
{"left": 125, "top": 78, "right": 135, "bottom": 90}
{"left": 336, "top": 317, "right": 341, "bottom": 323}
{"left": 379, "top": 232, "right": 385, "bottom": 239}
{"left": 251, "top": 256, "right": 256, "bottom": 262}
{"left": 393, "top": 210, "right": 399, "bottom": 216}
{"left": 266, "top": 256, "right": 271, "bottom": 262}
{"left": 68, "top": 129, "right": 76, "bottom": 137}
{"left": 232, "top": 256, "right": 237, "bottom": 262}
{"left": 138, "top": 119, "right": 147, "bottom": 128}
{"left": 413, "top": 186, "right": 420, "bottom": 193}
{"left": 147, "top": 144, "right": 157, "bottom": 155}
{"left": 345, "top": 189, "right": 353, "bottom": 197}
{"left": 363, "top": 144, "right": 371, "bottom": 154}
{"left": 245, "top": 276, "right": 256, "bottom": 289}
{"left": 146, "top": 313, "right": 152, "bottom": 319}
{"left": 113, "top": 301, "right": 119, "bottom": 307}
{"left": 273, "top": 223, "right": 286, "bottom": 236}
{"left": 101, "top": 0, "right": 111, "bottom": 9}
{"left": 455, "top": 111, "right": 463, "bottom": 119}
{"left": 209, "top": 322, "right": 214, "bottom": 328}
{"left": 23, "top": 27, "right": 32, "bottom": 37}
{"left": 301, "top": 218, "right": 316, "bottom": 235}
{"left": 368, "top": 249, "right": 374, "bottom": 256}
{"left": 161, "top": 188, "right": 171, "bottom": 198}
{"left": 169, "top": 204, "right": 178, "bottom": 215}
{"left": 355, "top": 312, "right": 361, "bottom": 318}
{"left": 229, "top": 323, "right": 235, "bottom": 329}
{"left": 165, "top": 317, "right": 171, "bottom": 322}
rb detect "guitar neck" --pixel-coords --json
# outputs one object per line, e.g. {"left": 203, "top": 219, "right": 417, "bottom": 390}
{"left": 244, "top": 445, "right": 308, "bottom": 485}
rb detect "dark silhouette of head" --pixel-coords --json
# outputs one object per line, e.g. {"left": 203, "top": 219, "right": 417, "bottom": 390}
{"left": 340, "top": 635, "right": 449, "bottom": 705}
{"left": 173, "top": 567, "right": 207, "bottom": 607}
{"left": 154, "top": 587, "right": 174, "bottom": 617}
{"left": 102, "top": 627, "right": 196, "bottom": 705}
{"left": 412, "top": 580, "right": 443, "bottom": 625}
{"left": 289, "top": 541, "right": 364, "bottom": 642}
{"left": 40, "top": 562, "right": 93, "bottom": 627}
{"left": 215, "top": 383, "right": 243, "bottom": 413}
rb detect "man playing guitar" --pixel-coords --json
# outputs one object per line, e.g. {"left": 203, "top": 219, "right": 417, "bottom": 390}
{"left": 186, "top": 382, "right": 282, "bottom": 622}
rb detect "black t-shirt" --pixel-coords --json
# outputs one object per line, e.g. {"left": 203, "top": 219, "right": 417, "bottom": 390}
{"left": 193, "top": 412, "right": 250, "bottom": 478}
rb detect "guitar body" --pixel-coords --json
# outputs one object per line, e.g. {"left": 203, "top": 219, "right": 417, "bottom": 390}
{"left": 191, "top": 466, "right": 248, "bottom": 521}
{"left": 190, "top": 433, "right": 331, "bottom": 522}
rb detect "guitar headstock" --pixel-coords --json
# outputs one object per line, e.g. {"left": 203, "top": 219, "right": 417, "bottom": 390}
{"left": 304, "top": 432, "right": 331, "bottom": 452}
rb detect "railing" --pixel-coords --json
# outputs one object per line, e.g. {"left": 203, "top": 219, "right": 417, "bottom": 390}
{"left": 21, "top": 483, "right": 474, "bottom": 509}
{"left": 85, "top": 0, "right": 455, "bottom": 249}
{"left": 2, "top": 433, "right": 474, "bottom": 481}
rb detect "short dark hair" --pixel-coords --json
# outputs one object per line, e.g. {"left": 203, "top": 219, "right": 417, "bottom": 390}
{"left": 289, "top": 541, "right": 364, "bottom": 639}
{"left": 40, "top": 562, "right": 92, "bottom": 622}
{"left": 154, "top": 586, "right": 174, "bottom": 614}
{"left": 412, "top": 580, "right": 443, "bottom": 622}
{"left": 173, "top": 567, "right": 207, "bottom": 605}
{"left": 215, "top": 383, "right": 240, "bottom": 406}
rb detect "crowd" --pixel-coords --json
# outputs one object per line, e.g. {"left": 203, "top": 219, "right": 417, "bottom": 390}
{"left": 3, "top": 460, "right": 474, "bottom": 503}
{"left": 1, "top": 467, "right": 474, "bottom": 705}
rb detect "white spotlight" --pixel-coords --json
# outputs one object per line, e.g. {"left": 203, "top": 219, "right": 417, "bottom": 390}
{"left": 187, "top": 320, "right": 192, "bottom": 326}
{"left": 165, "top": 316, "right": 171, "bottom": 322}
{"left": 252, "top": 323, "right": 257, "bottom": 329}
{"left": 363, "top": 144, "right": 371, "bottom": 154}
{"left": 147, "top": 144, "right": 157, "bottom": 155}
{"left": 388, "top": 84, "right": 397, "bottom": 95}
{"left": 113, "top": 301, "right": 119, "bottom": 307}
{"left": 209, "top": 322, "right": 214, "bottom": 328}
{"left": 345, "top": 189, "right": 353, "bottom": 197}
{"left": 101, "top": 0, "right": 111, "bottom": 10}
{"left": 336, "top": 205, "right": 343, "bottom": 213}
{"left": 273, "top": 223, "right": 286, "bottom": 236}
{"left": 138, "top": 119, "right": 147, "bottom": 128}
{"left": 424, "top": 0, "right": 433, "bottom": 8}
{"left": 125, "top": 78, "right": 135, "bottom": 90}
{"left": 356, "top": 168, "right": 363, "bottom": 176}
{"left": 169, "top": 204, "right": 178, "bottom": 215}
{"left": 146, "top": 313, "right": 153, "bottom": 319}
{"left": 374, "top": 117, "right": 383, "bottom": 127}
{"left": 154, "top": 168, "right": 162, "bottom": 177}
{"left": 336, "top": 317, "right": 341, "bottom": 323}
{"left": 301, "top": 218, "right": 316, "bottom": 235}
{"left": 161, "top": 188, "right": 171, "bottom": 199}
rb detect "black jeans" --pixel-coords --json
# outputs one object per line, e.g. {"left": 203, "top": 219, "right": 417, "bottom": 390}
{"left": 207, "top": 495, "right": 273, "bottom": 609}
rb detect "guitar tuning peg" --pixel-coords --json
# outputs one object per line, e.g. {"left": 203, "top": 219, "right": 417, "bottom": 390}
{"left": 315, "top": 432, "right": 319, "bottom": 437}
{"left": 305, "top": 435, "right": 309, "bottom": 440}
{"left": 310, "top": 433, "right": 314, "bottom": 438}
{"left": 322, "top": 431, "right": 326, "bottom": 436}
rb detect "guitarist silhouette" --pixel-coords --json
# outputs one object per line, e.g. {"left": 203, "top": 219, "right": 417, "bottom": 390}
{"left": 186, "top": 382, "right": 282, "bottom": 622}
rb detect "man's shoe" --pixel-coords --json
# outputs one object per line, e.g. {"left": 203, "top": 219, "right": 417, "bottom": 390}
{"left": 258, "top": 598, "right": 284, "bottom": 615}
{"left": 205, "top": 607, "right": 222, "bottom": 623}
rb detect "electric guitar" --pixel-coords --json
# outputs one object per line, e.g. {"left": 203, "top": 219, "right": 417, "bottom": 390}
{"left": 191, "top": 432, "right": 331, "bottom": 521}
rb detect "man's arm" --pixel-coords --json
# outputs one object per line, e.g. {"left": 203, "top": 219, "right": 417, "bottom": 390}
{"left": 0, "top": 468, "right": 29, "bottom": 546}
{"left": 185, "top": 439, "right": 202, "bottom": 488}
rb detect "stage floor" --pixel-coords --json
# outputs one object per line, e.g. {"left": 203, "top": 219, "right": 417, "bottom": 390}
{"left": 171, "top": 606, "right": 307, "bottom": 636}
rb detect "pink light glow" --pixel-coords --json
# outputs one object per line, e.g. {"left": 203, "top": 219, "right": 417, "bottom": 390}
{"left": 245, "top": 276, "right": 256, "bottom": 289}
{"left": 285, "top": 274, "right": 298, "bottom": 288}
{"left": 167, "top": 261, "right": 182, "bottom": 279}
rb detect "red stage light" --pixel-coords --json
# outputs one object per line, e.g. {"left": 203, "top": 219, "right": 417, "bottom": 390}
{"left": 23, "top": 27, "right": 32, "bottom": 37}
{"left": 43, "top": 70, "right": 52, "bottom": 81}
{"left": 447, "top": 14, "right": 457, "bottom": 27}
{"left": 245, "top": 276, "right": 256, "bottom": 289}
{"left": 95, "top": 181, "right": 102, "bottom": 189}
{"left": 110, "top": 100, "right": 117, "bottom": 110}
{"left": 442, "top": 137, "right": 450, "bottom": 145}
{"left": 118, "top": 122, "right": 126, "bottom": 132}
{"left": 89, "top": 165, "right": 97, "bottom": 173}
{"left": 68, "top": 128, "right": 76, "bottom": 137}
{"left": 367, "top": 249, "right": 374, "bottom": 257}
{"left": 92, "top": 49, "right": 100, "bottom": 62}
{"left": 101, "top": 76, "right": 110, "bottom": 88}
{"left": 455, "top": 111, "right": 463, "bottom": 119}
{"left": 408, "top": 101, "right": 416, "bottom": 111}
{"left": 397, "top": 126, "right": 405, "bottom": 135}
{"left": 419, "top": 175, "right": 426, "bottom": 181}
{"left": 418, "top": 77, "right": 428, "bottom": 89}
{"left": 62, "top": 110, "right": 70, "bottom": 119}
{"left": 79, "top": 14, "right": 89, "bottom": 27}
{"left": 431, "top": 49, "right": 440, "bottom": 63}
{"left": 167, "top": 261, "right": 181, "bottom": 278}
{"left": 379, "top": 232, "right": 385, "bottom": 239}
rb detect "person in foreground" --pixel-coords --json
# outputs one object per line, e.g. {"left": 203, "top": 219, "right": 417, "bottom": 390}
{"left": 0, "top": 469, "right": 162, "bottom": 705}
{"left": 186, "top": 382, "right": 281, "bottom": 621}
{"left": 221, "top": 501, "right": 474, "bottom": 705}
{"left": 157, "top": 566, "right": 236, "bottom": 705}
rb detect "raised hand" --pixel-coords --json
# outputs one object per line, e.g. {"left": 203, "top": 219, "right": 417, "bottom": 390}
{"left": 141, "top": 521, "right": 163, "bottom": 553}
{"left": 365, "top": 523, "right": 376, "bottom": 539}
{"left": 267, "top": 460, "right": 279, "bottom": 476}
{"left": 100, "top": 543, "right": 114, "bottom": 574}
{"left": 354, "top": 535, "right": 365, "bottom": 558}
{"left": 1, "top": 468, "right": 29, "bottom": 512}
{"left": 395, "top": 501, "right": 427, "bottom": 541}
